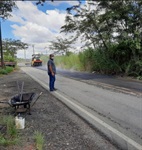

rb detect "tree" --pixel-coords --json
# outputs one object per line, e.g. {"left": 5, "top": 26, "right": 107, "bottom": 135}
{"left": 49, "top": 36, "right": 75, "bottom": 55}
{"left": 0, "top": 0, "right": 17, "bottom": 19}
{"left": 3, "top": 38, "right": 28, "bottom": 59}
{"left": 95, "top": 0, "right": 142, "bottom": 75}
{"left": 61, "top": 0, "right": 142, "bottom": 76}
{"left": 62, "top": 0, "right": 142, "bottom": 49}
{"left": 0, "top": 0, "right": 54, "bottom": 68}
{"left": 61, "top": 2, "right": 105, "bottom": 50}
{"left": 0, "top": 0, "right": 17, "bottom": 68}
{"left": 36, "top": 0, "right": 54, "bottom": 5}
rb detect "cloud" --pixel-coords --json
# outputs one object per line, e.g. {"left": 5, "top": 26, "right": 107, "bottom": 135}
{"left": 7, "top": 1, "right": 84, "bottom": 58}
{"left": 11, "top": 22, "right": 54, "bottom": 43}
{"left": 8, "top": 1, "right": 69, "bottom": 58}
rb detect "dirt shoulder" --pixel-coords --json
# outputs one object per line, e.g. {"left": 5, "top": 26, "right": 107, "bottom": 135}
{"left": 0, "top": 69, "right": 120, "bottom": 150}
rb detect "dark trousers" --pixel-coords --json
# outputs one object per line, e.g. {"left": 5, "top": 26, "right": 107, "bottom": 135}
{"left": 48, "top": 73, "right": 55, "bottom": 91}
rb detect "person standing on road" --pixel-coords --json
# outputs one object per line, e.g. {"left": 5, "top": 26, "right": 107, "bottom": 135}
{"left": 47, "top": 54, "right": 57, "bottom": 91}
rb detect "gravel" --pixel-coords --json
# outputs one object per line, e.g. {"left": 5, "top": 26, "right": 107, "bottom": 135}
{"left": 0, "top": 69, "right": 120, "bottom": 150}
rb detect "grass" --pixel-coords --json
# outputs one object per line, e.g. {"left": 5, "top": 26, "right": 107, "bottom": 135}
{"left": 55, "top": 54, "right": 82, "bottom": 70}
{"left": 0, "top": 66, "right": 14, "bottom": 75}
{"left": 0, "top": 115, "right": 19, "bottom": 146}
{"left": 41, "top": 54, "right": 84, "bottom": 71}
{"left": 34, "top": 131, "right": 45, "bottom": 150}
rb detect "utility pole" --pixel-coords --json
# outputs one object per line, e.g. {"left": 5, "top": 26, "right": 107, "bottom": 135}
{"left": 24, "top": 49, "right": 26, "bottom": 62}
{"left": 0, "top": 20, "right": 4, "bottom": 68}
{"left": 44, "top": 46, "right": 48, "bottom": 55}
{"left": 32, "top": 45, "right": 35, "bottom": 54}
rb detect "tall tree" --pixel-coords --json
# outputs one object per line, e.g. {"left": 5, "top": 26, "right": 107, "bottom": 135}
{"left": 61, "top": 2, "right": 107, "bottom": 50}
{"left": 3, "top": 38, "right": 28, "bottom": 58}
{"left": 61, "top": 0, "right": 142, "bottom": 51}
{"left": 49, "top": 36, "right": 75, "bottom": 55}
{"left": 0, "top": 0, "right": 17, "bottom": 68}
{"left": 0, "top": 0, "right": 55, "bottom": 68}
{"left": 61, "top": 0, "right": 142, "bottom": 76}
{"left": 0, "top": 0, "right": 17, "bottom": 19}
{"left": 96, "top": 0, "right": 142, "bottom": 62}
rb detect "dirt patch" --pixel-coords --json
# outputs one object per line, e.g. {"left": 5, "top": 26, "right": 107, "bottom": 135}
{"left": 0, "top": 70, "right": 120, "bottom": 150}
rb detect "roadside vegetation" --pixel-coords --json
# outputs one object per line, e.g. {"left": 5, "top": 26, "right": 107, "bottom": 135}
{"left": 0, "top": 115, "right": 45, "bottom": 149}
{"left": 0, "top": 66, "right": 14, "bottom": 75}
{"left": 0, "top": 38, "right": 28, "bottom": 75}
{"left": 41, "top": 48, "right": 142, "bottom": 80}
{"left": 34, "top": 131, "right": 45, "bottom": 150}
{"left": 0, "top": 115, "right": 19, "bottom": 146}
{"left": 55, "top": 53, "right": 82, "bottom": 71}
{"left": 1, "top": 0, "right": 141, "bottom": 80}
{"left": 46, "top": 1, "right": 142, "bottom": 80}
{"left": 78, "top": 47, "right": 142, "bottom": 80}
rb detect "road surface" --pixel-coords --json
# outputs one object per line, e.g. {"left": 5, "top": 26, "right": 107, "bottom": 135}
{"left": 21, "top": 65, "right": 142, "bottom": 150}
{"left": 39, "top": 66, "right": 142, "bottom": 97}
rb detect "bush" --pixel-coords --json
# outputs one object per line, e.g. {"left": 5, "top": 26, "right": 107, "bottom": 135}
{"left": 4, "top": 55, "right": 15, "bottom": 62}
{"left": 78, "top": 48, "right": 96, "bottom": 72}
{"left": 78, "top": 47, "right": 125, "bottom": 74}
{"left": 6, "top": 66, "right": 14, "bottom": 73}
{"left": 92, "top": 48, "right": 122, "bottom": 74}
{"left": 0, "top": 68, "right": 8, "bottom": 75}
{"left": 0, "top": 66, "right": 14, "bottom": 75}
{"left": 125, "top": 60, "right": 142, "bottom": 77}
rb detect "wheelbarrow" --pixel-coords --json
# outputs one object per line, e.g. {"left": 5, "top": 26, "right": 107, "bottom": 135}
{"left": 0, "top": 81, "right": 42, "bottom": 115}
{"left": 0, "top": 92, "right": 42, "bottom": 115}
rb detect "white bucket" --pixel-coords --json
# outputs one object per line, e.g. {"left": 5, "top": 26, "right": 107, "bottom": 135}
{"left": 15, "top": 116, "right": 25, "bottom": 129}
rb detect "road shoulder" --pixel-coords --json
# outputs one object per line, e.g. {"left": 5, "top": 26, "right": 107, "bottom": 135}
{"left": 0, "top": 70, "right": 120, "bottom": 150}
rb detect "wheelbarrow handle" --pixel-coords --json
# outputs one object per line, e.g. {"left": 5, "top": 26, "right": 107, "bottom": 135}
{"left": 39, "top": 92, "right": 43, "bottom": 96}
{"left": 0, "top": 101, "right": 9, "bottom": 104}
{"left": 31, "top": 92, "right": 43, "bottom": 107}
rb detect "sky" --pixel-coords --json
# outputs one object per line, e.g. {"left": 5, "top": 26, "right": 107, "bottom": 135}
{"left": 1, "top": 0, "right": 85, "bottom": 59}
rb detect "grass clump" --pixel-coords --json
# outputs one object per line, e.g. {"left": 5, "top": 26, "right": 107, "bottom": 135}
{"left": 0, "top": 115, "right": 19, "bottom": 146}
{"left": 34, "top": 131, "right": 44, "bottom": 150}
{"left": 3, "top": 116, "right": 17, "bottom": 136}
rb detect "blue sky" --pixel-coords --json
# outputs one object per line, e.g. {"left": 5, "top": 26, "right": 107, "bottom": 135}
{"left": 2, "top": 1, "right": 72, "bottom": 39}
{"left": 1, "top": 1, "right": 85, "bottom": 58}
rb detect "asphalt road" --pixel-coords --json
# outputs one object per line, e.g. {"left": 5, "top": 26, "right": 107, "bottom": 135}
{"left": 21, "top": 65, "right": 142, "bottom": 150}
{"left": 38, "top": 66, "right": 142, "bottom": 96}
